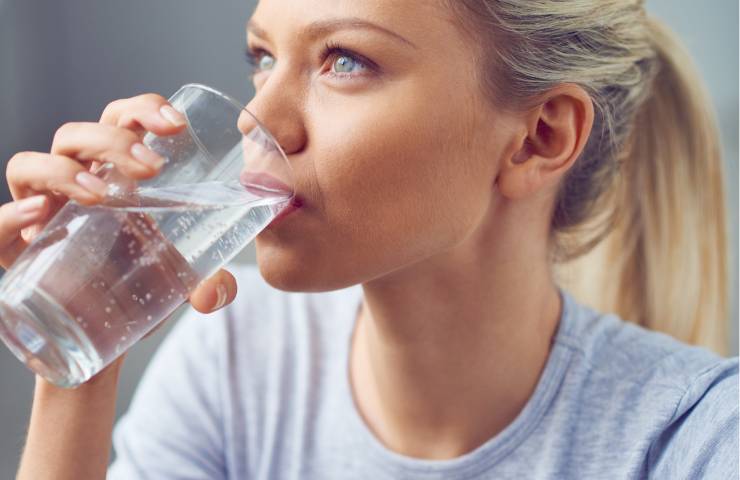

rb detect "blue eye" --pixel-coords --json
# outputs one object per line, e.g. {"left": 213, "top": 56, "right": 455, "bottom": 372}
{"left": 258, "top": 53, "right": 275, "bottom": 71}
{"left": 322, "top": 41, "right": 377, "bottom": 78}
{"left": 332, "top": 54, "right": 366, "bottom": 74}
{"left": 244, "top": 42, "right": 378, "bottom": 80}
{"left": 244, "top": 47, "right": 275, "bottom": 74}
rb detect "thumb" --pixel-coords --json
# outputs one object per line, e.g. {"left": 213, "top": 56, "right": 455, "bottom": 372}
{"left": 140, "top": 269, "right": 236, "bottom": 342}
{"left": 188, "top": 269, "right": 237, "bottom": 314}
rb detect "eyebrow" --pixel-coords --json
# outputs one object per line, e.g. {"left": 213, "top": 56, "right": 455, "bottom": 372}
{"left": 247, "top": 16, "right": 418, "bottom": 49}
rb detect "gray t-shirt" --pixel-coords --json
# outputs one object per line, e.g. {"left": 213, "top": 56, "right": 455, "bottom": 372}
{"left": 108, "top": 263, "right": 739, "bottom": 479}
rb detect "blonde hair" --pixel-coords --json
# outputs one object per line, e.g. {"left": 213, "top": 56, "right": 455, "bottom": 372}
{"left": 449, "top": 1, "right": 730, "bottom": 355}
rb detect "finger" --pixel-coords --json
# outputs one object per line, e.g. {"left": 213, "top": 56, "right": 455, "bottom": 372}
{"left": 188, "top": 269, "right": 237, "bottom": 314}
{"left": 99, "top": 93, "right": 187, "bottom": 135}
{"left": 50, "top": 122, "right": 165, "bottom": 178}
{"left": 7, "top": 151, "right": 110, "bottom": 205}
{"left": 0, "top": 196, "right": 49, "bottom": 269}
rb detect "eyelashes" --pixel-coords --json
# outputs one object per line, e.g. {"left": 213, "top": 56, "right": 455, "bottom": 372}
{"left": 244, "top": 40, "right": 378, "bottom": 78}
{"left": 319, "top": 40, "right": 378, "bottom": 74}
{"left": 244, "top": 49, "right": 257, "bottom": 68}
{"left": 244, "top": 47, "right": 266, "bottom": 70}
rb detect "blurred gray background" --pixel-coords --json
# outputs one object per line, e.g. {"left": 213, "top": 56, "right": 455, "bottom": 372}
{"left": 0, "top": 0, "right": 737, "bottom": 476}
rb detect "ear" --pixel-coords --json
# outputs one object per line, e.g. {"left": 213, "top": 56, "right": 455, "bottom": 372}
{"left": 497, "top": 84, "right": 594, "bottom": 200}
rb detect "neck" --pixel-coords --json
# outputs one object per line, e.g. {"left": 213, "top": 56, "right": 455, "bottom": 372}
{"left": 349, "top": 204, "right": 562, "bottom": 459}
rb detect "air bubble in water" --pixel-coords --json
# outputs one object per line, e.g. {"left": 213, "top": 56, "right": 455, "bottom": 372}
{"left": 146, "top": 315, "right": 153, "bottom": 321}
{"left": 105, "top": 306, "right": 112, "bottom": 313}
{"left": 104, "top": 321, "right": 111, "bottom": 328}
{"left": 132, "top": 294, "right": 138, "bottom": 301}
{"left": 145, "top": 293, "right": 152, "bottom": 300}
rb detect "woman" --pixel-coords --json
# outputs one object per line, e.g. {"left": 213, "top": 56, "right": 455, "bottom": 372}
{"left": 9, "top": 0, "right": 738, "bottom": 478}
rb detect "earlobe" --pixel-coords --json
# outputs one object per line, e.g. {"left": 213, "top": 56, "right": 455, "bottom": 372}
{"left": 496, "top": 131, "right": 537, "bottom": 200}
{"left": 496, "top": 153, "right": 542, "bottom": 200}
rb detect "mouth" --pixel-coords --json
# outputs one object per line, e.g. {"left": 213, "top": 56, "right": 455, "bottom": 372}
{"left": 267, "top": 196, "right": 303, "bottom": 227}
{"left": 239, "top": 170, "right": 293, "bottom": 198}
{"left": 239, "top": 170, "right": 303, "bottom": 228}
{"left": 239, "top": 171, "right": 303, "bottom": 227}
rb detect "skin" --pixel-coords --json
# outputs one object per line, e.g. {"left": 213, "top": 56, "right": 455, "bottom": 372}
{"left": 12, "top": 0, "right": 593, "bottom": 476}
{"left": 247, "top": 0, "right": 594, "bottom": 459}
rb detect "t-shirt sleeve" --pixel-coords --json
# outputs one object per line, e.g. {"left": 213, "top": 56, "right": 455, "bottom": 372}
{"left": 647, "top": 357, "right": 739, "bottom": 479}
{"left": 107, "top": 305, "right": 226, "bottom": 480}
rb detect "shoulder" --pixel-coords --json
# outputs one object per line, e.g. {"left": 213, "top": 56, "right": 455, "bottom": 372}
{"left": 646, "top": 354, "right": 738, "bottom": 476}
{"left": 554, "top": 290, "right": 737, "bottom": 440}
{"left": 556, "top": 290, "right": 733, "bottom": 393}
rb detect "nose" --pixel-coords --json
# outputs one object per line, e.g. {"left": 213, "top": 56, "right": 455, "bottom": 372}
{"left": 238, "top": 77, "right": 307, "bottom": 157}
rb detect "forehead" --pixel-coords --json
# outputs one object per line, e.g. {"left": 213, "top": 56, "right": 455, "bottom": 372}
{"left": 253, "top": 0, "right": 446, "bottom": 20}
{"left": 250, "top": 0, "right": 459, "bottom": 46}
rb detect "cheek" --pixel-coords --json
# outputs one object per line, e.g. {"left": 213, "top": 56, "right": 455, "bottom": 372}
{"left": 314, "top": 89, "right": 491, "bottom": 259}
{"left": 257, "top": 73, "right": 498, "bottom": 291}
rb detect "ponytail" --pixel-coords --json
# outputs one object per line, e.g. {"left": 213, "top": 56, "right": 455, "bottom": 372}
{"left": 556, "top": 17, "right": 730, "bottom": 356}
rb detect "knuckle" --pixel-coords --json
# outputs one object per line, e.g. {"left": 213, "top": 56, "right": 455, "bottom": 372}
{"left": 7, "top": 151, "right": 30, "bottom": 168}
{"left": 108, "top": 98, "right": 125, "bottom": 110}
{"left": 137, "top": 93, "right": 167, "bottom": 107}
{"left": 53, "top": 122, "right": 81, "bottom": 143}
{"left": 100, "top": 99, "right": 125, "bottom": 119}
{"left": 6, "top": 151, "right": 33, "bottom": 179}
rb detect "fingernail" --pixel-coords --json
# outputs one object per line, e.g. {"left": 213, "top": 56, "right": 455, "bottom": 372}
{"left": 75, "top": 171, "right": 108, "bottom": 197}
{"left": 131, "top": 143, "right": 165, "bottom": 169}
{"left": 16, "top": 195, "right": 46, "bottom": 214}
{"left": 159, "top": 105, "right": 186, "bottom": 127}
{"left": 214, "top": 283, "right": 228, "bottom": 310}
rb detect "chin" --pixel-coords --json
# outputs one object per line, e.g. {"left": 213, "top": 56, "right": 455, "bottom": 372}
{"left": 254, "top": 238, "right": 353, "bottom": 293}
{"left": 255, "top": 240, "right": 332, "bottom": 292}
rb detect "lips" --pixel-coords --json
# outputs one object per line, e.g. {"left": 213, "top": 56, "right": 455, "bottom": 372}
{"left": 239, "top": 171, "right": 293, "bottom": 198}
{"left": 239, "top": 170, "right": 303, "bottom": 227}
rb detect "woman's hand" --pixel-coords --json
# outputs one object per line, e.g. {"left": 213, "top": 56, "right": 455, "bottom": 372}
{"left": 2, "top": 93, "right": 237, "bottom": 324}
{"left": 11, "top": 93, "right": 238, "bottom": 480}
